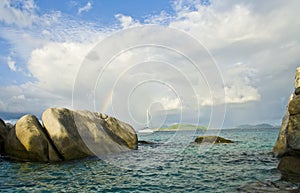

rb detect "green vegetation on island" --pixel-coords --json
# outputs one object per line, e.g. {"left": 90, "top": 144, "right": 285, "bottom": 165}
{"left": 156, "top": 124, "right": 207, "bottom": 131}
{"left": 233, "top": 123, "right": 276, "bottom": 129}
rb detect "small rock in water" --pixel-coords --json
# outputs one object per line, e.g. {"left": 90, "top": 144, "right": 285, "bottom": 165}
{"left": 194, "top": 136, "right": 234, "bottom": 144}
{"left": 138, "top": 140, "right": 157, "bottom": 145}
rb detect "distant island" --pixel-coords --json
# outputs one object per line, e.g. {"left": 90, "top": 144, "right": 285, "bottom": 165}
{"left": 155, "top": 124, "right": 207, "bottom": 131}
{"left": 141, "top": 123, "right": 277, "bottom": 132}
{"left": 233, "top": 123, "right": 276, "bottom": 129}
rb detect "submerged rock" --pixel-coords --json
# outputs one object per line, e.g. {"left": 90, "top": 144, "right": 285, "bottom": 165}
{"left": 138, "top": 140, "right": 157, "bottom": 145}
{"left": 194, "top": 136, "right": 234, "bottom": 144}
{"left": 0, "top": 108, "right": 138, "bottom": 162}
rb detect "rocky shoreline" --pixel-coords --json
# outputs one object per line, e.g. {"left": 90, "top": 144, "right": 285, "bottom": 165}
{"left": 0, "top": 108, "right": 138, "bottom": 162}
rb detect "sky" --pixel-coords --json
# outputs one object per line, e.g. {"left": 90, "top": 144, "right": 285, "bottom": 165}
{"left": 0, "top": 0, "right": 299, "bottom": 129}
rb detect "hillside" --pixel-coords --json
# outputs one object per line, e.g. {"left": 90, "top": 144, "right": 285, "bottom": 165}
{"left": 234, "top": 123, "right": 276, "bottom": 129}
{"left": 157, "top": 124, "right": 207, "bottom": 131}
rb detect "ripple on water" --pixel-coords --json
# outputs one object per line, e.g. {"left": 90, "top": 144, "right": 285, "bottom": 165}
{"left": 1, "top": 128, "right": 299, "bottom": 192}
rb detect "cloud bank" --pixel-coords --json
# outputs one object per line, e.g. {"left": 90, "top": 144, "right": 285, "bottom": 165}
{"left": 0, "top": 0, "right": 299, "bottom": 128}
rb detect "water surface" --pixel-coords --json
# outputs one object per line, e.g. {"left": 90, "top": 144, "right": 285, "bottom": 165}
{"left": 0, "top": 128, "right": 298, "bottom": 192}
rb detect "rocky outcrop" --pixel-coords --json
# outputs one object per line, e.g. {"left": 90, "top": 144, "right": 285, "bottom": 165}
{"left": 194, "top": 136, "right": 234, "bottom": 144}
{"left": 273, "top": 67, "right": 300, "bottom": 177}
{"left": 0, "top": 108, "right": 138, "bottom": 162}
{"left": 3, "top": 115, "right": 60, "bottom": 162}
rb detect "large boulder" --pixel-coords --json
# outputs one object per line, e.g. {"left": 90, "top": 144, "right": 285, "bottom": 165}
{"left": 15, "top": 115, "right": 61, "bottom": 162}
{"left": 4, "top": 115, "right": 61, "bottom": 162}
{"left": 273, "top": 67, "right": 300, "bottom": 178}
{"left": 42, "top": 108, "right": 137, "bottom": 161}
{"left": 0, "top": 108, "right": 137, "bottom": 162}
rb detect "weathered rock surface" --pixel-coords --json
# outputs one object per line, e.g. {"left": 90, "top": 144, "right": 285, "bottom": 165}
{"left": 278, "top": 156, "right": 300, "bottom": 176}
{"left": 0, "top": 108, "right": 138, "bottom": 162}
{"left": 273, "top": 109, "right": 289, "bottom": 157}
{"left": 3, "top": 115, "right": 61, "bottom": 162}
{"left": 273, "top": 67, "right": 300, "bottom": 178}
{"left": 42, "top": 108, "right": 137, "bottom": 160}
{"left": 194, "top": 136, "right": 234, "bottom": 144}
{"left": 15, "top": 115, "right": 61, "bottom": 162}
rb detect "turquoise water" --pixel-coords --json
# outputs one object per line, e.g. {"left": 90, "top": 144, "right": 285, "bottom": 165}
{"left": 0, "top": 128, "right": 296, "bottom": 192}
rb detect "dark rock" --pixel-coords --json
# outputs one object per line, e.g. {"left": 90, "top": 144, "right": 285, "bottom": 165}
{"left": 295, "top": 87, "right": 300, "bottom": 95}
{"left": 0, "top": 118, "right": 9, "bottom": 140}
{"left": 194, "top": 136, "right": 234, "bottom": 144}
{"left": 138, "top": 140, "right": 158, "bottom": 145}
{"left": 0, "top": 119, "right": 8, "bottom": 155}
{"left": 278, "top": 156, "right": 300, "bottom": 180}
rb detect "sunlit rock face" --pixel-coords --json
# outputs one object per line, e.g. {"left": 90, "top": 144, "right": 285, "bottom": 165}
{"left": 0, "top": 108, "right": 137, "bottom": 162}
{"left": 273, "top": 67, "right": 300, "bottom": 178}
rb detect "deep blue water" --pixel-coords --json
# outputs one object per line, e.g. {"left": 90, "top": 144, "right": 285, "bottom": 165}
{"left": 0, "top": 128, "right": 298, "bottom": 192}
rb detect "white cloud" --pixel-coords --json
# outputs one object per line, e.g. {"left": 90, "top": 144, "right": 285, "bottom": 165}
{"left": 1, "top": 0, "right": 300, "bottom": 127}
{"left": 169, "top": 2, "right": 272, "bottom": 49}
{"left": 12, "top": 95, "right": 25, "bottom": 100}
{"left": 160, "top": 97, "right": 180, "bottom": 110}
{"left": 28, "top": 42, "right": 94, "bottom": 93}
{"left": 77, "top": 2, "right": 92, "bottom": 15}
{"left": 115, "top": 14, "right": 140, "bottom": 29}
{"left": 7, "top": 56, "right": 17, "bottom": 71}
{"left": 223, "top": 64, "right": 260, "bottom": 104}
{"left": 0, "top": 0, "right": 37, "bottom": 27}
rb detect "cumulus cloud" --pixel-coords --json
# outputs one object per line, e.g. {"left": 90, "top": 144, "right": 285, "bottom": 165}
{"left": 115, "top": 14, "right": 140, "bottom": 29}
{"left": 223, "top": 64, "right": 260, "bottom": 104}
{"left": 28, "top": 42, "right": 94, "bottom": 93}
{"left": 160, "top": 97, "right": 180, "bottom": 110}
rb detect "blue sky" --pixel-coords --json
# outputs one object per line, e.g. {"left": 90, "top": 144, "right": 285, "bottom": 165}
{"left": 0, "top": 0, "right": 300, "bottom": 128}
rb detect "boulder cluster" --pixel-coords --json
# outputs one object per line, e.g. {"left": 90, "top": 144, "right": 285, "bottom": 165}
{"left": 0, "top": 108, "right": 137, "bottom": 162}
{"left": 273, "top": 67, "right": 300, "bottom": 176}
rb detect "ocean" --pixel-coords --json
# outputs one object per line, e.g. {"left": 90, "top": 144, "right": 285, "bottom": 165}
{"left": 0, "top": 128, "right": 299, "bottom": 192}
